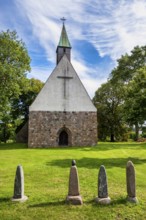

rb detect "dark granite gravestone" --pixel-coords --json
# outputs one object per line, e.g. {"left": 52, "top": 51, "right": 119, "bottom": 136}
{"left": 95, "top": 165, "right": 111, "bottom": 204}
{"left": 12, "top": 165, "right": 28, "bottom": 202}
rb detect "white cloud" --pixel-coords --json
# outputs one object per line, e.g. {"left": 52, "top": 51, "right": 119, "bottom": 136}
{"left": 87, "top": 0, "right": 146, "bottom": 59}
{"left": 27, "top": 66, "right": 52, "bottom": 82}
{"left": 6, "top": 0, "right": 146, "bottom": 97}
{"left": 72, "top": 57, "right": 109, "bottom": 97}
{"left": 15, "top": 0, "right": 146, "bottom": 56}
{"left": 5, "top": 0, "right": 146, "bottom": 60}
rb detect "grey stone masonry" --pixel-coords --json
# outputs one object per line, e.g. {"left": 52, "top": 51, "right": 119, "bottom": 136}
{"left": 95, "top": 165, "right": 111, "bottom": 204}
{"left": 16, "top": 122, "right": 28, "bottom": 143}
{"left": 12, "top": 165, "right": 28, "bottom": 202}
{"left": 126, "top": 161, "right": 138, "bottom": 203}
{"left": 66, "top": 160, "right": 83, "bottom": 205}
{"left": 28, "top": 111, "right": 97, "bottom": 147}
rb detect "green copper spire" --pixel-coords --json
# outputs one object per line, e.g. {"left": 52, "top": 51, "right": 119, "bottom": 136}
{"left": 56, "top": 18, "right": 72, "bottom": 64}
{"left": 58, "top": 23, "right": 71, "bottom": 48}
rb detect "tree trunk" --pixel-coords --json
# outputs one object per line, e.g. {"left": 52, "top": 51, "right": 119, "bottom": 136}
{"left": 135, "top": 122, "right": 139, "bottom": 141}
{"left": 110, "top": 133, "right": 115, "bottom": 142}
{"left": 3, "top": 123, "right": 7, "bottom": 143}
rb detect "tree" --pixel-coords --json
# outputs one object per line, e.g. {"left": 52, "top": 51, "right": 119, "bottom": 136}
{"left": 0, "top": 30, "right": 31, "bottom": 142}
{"left": 123, "top": 67, "right": 146, "bottom": 140}
{"left": 93, "top": 80, "right": 126, "bottom": 142}
{"left": 111, "top": 46, "right": 146, "bottom": 83}
{"left": 111, "top": 46, "right": 146, "bottom": 140}
{"left": 0, "top": 78, "right": 44, "bottom": 143}
{"left": 11, "top": 78, "right": 44, "bottom": 132}
{"left": 0, "top": 30, "right": 31, "bottom": 110}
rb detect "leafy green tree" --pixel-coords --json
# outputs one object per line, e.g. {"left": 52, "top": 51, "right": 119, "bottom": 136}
{"left": 0, "top": 112, "right": 12, "bottom": 143}
{"left": 123, "top": 67, "right": 146, "bottom": 140}
{"left": 0, "top": 78, "right": 44, "bottom": 143}
{"left": 0, "top": 30, "right": 31, "bottom": 110}
{"left": 0, "top": 30, "right": 31, "bottom": 142}
{"left": 111, "top": 46, "right": 146, "bottom": 140}
{"left": 11, "top": 78, "right": 44, "bottom": 133}
{"left": 111, "top": 46, "right": 146, "bottom": 83}
{"left": 93, "top": 80, "right": 126, "bottom": 142}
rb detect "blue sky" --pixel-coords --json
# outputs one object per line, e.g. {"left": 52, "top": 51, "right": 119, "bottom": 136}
{"left": 1, "top": 0, "right": 146, "bottom": 97}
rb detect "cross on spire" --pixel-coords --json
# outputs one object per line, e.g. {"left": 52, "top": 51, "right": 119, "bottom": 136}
{"left": 56, "top": 17, "right": 71, "bottom": 64}
{"left": 60, "top": 17, "right": 66, "bottom": 24}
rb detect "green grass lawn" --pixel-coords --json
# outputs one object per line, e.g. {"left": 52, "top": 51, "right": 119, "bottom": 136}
{"left": 0, "top": 142, "right": 146, "bottom": 220}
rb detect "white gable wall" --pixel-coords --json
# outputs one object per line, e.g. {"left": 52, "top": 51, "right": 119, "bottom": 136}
{"left": 29, "top": 55, "right": 96, "bottom": 112}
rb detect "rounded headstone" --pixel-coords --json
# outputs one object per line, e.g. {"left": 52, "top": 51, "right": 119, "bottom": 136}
{"left": 12, "top": 165, "right": 28, "bottom": 202}
{"left": 98, "top": 165, "right": 108, "bottom": 198}
{"left": 13, "top": 165, "right": 24, "bottom": 199}
{"left": 126, "top": 160, "right": 138, "bottom": 203}
{"left": 126, "top": 161, "right": 136, "bottom": 197}
{"left": 95, "top": 165, "right": 111, "bottom": 204}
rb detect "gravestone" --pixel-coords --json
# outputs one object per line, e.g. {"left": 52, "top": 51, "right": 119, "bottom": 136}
{"left": 95, "top": 165, "right": 111, "bottom": 204}
{"left": 12, "top": 165, "right": 28, "bottom": 202}
{"left": 66, "top": 160, "right": 83, "bottom": 205}
{"left": 126, "top": 161, "right": 138, "bottom": 203}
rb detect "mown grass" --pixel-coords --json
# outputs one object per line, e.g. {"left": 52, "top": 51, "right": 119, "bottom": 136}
{"left": 0, "top": 142, "right": 146, "bottom": 220}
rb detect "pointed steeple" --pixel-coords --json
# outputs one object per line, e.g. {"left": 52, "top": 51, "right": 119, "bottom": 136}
{"left": 58, "top": 23, "right": 71, "bottom": 48}
{"left": 56, "top": 18, "right": 71, "bottom": 64}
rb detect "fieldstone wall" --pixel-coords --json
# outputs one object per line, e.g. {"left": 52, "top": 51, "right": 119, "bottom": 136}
{"left": 16, "top": 122, "right": 28, "bottom": 143}
{"left": 28, "top": 111, "right": 97, "bottom": 147}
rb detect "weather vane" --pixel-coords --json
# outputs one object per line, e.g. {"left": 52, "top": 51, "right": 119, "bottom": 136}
{"left": 60, "top": 17, "right": 66, "bottom": 24}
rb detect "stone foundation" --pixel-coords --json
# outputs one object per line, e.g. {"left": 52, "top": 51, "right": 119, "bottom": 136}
{"left": 16, "top": 122, "right": 28, "bottom": 143}
{"left": 28, "top": 111, "right": 97, "bottom": 147}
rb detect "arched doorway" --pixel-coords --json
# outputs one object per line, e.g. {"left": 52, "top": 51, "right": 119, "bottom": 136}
{"left": 59, "top": 130, "right": 68, "bottom": 146}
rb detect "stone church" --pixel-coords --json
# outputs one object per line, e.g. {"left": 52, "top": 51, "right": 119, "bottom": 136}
{"left": 28, "top": 22, "right": 97, "bottom": 147}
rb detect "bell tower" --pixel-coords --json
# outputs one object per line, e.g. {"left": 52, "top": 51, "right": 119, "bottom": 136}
{"left": 56, "top": 18, "right": 71, "bottom": 64}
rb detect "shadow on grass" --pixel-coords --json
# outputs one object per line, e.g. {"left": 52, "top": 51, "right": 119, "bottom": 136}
{"left": 38, "top": 142, "right": 146, "bottom": 151}
{"left": 0, "top": 143, "right": 27, "bottom": 150}
{"left": 0, "top": 142, "right": 146, "bottom": 153}
{"left": 29, "top": 198, "right": 129, "bottom": 208}
{"left": 0, "top": 142, "right": 146, "bottom": 151}
{"left": 86, "top": 197, "right": 128, "bottom": 207}
{"left": 0, "top": 197, "right": 11, "bottom": 203}
{"left": 81, "top": 142, "right": 146, "bottom": 152}
{"left": 47, "top": 157, "right": 146, "bottom": 169}
{"left": 28, "top": 200, "right": 65, "bottom": 208}
{"left": 111, "top": 197, "right": 127, "bottom": 205}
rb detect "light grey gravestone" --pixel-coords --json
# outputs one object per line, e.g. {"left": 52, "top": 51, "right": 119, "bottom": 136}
{"left": 12, "top": 165, "right": 28, "bottom": 202}
{"left": 66, "top": 160, "right": 83, "bottom": 205}
{"left": 95, "top": 165, "right": 111, "bottom": 204}
{"left": 126, "top": 161, "right": 138, "bottom": 203}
